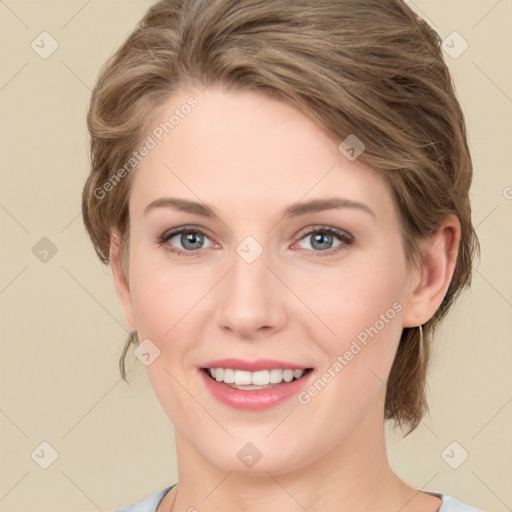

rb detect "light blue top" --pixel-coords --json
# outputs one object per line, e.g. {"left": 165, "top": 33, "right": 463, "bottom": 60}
{"left": 115, "top": 484, "right": 484, "bottom": 511}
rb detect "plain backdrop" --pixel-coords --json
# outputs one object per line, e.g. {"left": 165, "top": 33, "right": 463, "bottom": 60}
{"left": 0, "top": 1, "right": 511, "bottom": 511}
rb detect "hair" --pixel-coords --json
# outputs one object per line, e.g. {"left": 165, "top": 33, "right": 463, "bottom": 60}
{"left": 81, "top": 0, "right": 479, "bottom": 436}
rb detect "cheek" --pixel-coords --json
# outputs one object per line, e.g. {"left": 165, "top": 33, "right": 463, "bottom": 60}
{"left": 289, "top": 269, "right": 405, "bottom": 445}
{"left": 127, "top": 246, "right": 202, "bottom": 339}
{"left": 293, "top": 247, "right": 407, "bottom": 409}
{"left": 129, "top": 232, "right": 408, "bottom": 354}
{"left": 126, "top": 256, "right": 203, "bottom": 421}
{"left": 295, "top": 250, "right": 406, "bottom": 345}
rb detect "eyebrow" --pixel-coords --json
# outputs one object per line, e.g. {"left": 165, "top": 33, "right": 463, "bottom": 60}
{"left": 143, "top": 197, "right": 375, "bottom": 220}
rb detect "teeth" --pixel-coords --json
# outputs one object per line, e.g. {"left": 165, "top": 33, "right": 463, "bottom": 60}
{"left": 269, "top": 369, "right": 283, "bottom": 384}
{"left": 222, "top": 368, "right": 235, "bottom": 383}
{"left": 251, "top": 370, "right": 269, "bottom": 386}
{"left": 283, "top": 370, "right": 294, "bottom": 383}
{"left": 234, "top": 370, "right": 253, "bottom": 385}
{"left": 207, "top": 368, "right": 306, "bottom": 386}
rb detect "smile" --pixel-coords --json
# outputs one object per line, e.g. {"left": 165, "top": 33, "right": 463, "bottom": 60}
{"left": 199, "top": 360, "right": 315, "bottom": 410}
{"left": 205, "top": 367, "right": 310, "bottom": 389}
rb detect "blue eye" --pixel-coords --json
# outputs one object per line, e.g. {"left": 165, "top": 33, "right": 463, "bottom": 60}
{"left": 158, "top": 225, "right": 353, "bottom": 257}
{"left": 295, "top": 227, "right": 354, "bottom": 256}
{"left": 158, "top": 227, "right": 213, "bottom": 257}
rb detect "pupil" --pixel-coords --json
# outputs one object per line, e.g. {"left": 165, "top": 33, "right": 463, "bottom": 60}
{"left": 183, "top": 232, "right": 202, "bottom": 249}
{"left": 312, "top": 233, "right": 332, "bottom": 250}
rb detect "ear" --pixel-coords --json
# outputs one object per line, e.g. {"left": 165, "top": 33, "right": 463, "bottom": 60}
{"left": 402, "top": 214, "right": 461, "bottom": 328}
{"left": 110, "top": 229, "right": 136, "bottom": 331}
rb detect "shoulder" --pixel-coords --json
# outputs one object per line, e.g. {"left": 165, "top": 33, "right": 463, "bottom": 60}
{"left": 113, "top": 484, "right": 176, "bottom": 512}
{"left": 424, "top": 491, "right": 484, "bottom": 512}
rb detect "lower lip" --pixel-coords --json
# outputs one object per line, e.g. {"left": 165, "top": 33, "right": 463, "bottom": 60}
{"left": 199, "top": 369, "right": 314, "bottom": 411}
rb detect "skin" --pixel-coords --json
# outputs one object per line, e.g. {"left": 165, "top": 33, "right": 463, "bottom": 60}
{"left": 110, "top": 85, "right": 460, "bottom": 512}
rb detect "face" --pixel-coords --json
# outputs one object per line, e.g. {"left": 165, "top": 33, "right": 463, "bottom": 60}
{"left": 113, "top": 86, "right": 421, "bottom": 475}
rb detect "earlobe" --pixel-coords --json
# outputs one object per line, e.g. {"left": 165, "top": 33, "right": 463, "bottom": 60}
{"left": 402, "top": 214, "right": 461, "bottom": 328}
{"left": 110, "top": 229, "right": 136, "bottom": 331}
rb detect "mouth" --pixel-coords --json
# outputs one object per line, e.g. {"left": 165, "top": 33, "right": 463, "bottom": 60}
{"left": 198, "top": 361, "right": 315, "bottom": 410}
{"left": 201, "top": 367, "right": 314, "bottom": 390}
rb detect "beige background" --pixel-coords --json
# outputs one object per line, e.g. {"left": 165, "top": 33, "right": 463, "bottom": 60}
{"left": 0, "top": 1, "right": 511, "bottom": 511}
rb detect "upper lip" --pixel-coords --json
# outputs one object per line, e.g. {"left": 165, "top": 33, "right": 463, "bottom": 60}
{"left": 201, "top": 358, "right": 311, "bottom": 372}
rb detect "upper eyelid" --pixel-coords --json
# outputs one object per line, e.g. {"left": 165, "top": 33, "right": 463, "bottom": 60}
{"left": 162, "top": 225, "right": 211, "bottom": 241}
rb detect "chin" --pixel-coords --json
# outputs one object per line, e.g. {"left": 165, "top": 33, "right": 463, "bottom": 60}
{"left": 199, "top": 439, "right": 310, "bottom": 477}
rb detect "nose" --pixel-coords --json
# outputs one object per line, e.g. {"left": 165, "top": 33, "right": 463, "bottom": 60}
{"left": 215, "top": 245, "right": 287, "bottom": 340}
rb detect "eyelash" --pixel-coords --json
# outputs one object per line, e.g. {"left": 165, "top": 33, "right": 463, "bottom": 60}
{"left": 157, "top": 225, "right": 354, "bottom": 258}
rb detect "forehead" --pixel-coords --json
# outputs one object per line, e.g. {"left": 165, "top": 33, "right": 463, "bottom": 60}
{"left": 129, "top": 87, "right": 395, "bottom": 223}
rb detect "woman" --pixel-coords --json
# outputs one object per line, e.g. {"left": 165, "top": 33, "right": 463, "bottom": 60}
{"left": 81, "top": 0, "right": 482, "bottom": 510}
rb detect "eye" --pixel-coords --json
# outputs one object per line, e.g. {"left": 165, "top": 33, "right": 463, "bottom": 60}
{"left": 157, "top": 225, "right": 354, "bottom": 258}
{"left": 158, "top": 226, "right": 214, "bottom": 256}
{"left": 294, "top": 226, "right": 354, "bottom": 256}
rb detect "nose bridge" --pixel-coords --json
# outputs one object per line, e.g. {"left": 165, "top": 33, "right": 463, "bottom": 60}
{"left": 216, "top": 235, "right": 285, "bottom": 336}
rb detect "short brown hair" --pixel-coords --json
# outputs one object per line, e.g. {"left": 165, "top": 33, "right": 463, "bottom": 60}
{"left": 81, "top": 0, "right": 479, "bottom": 436}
